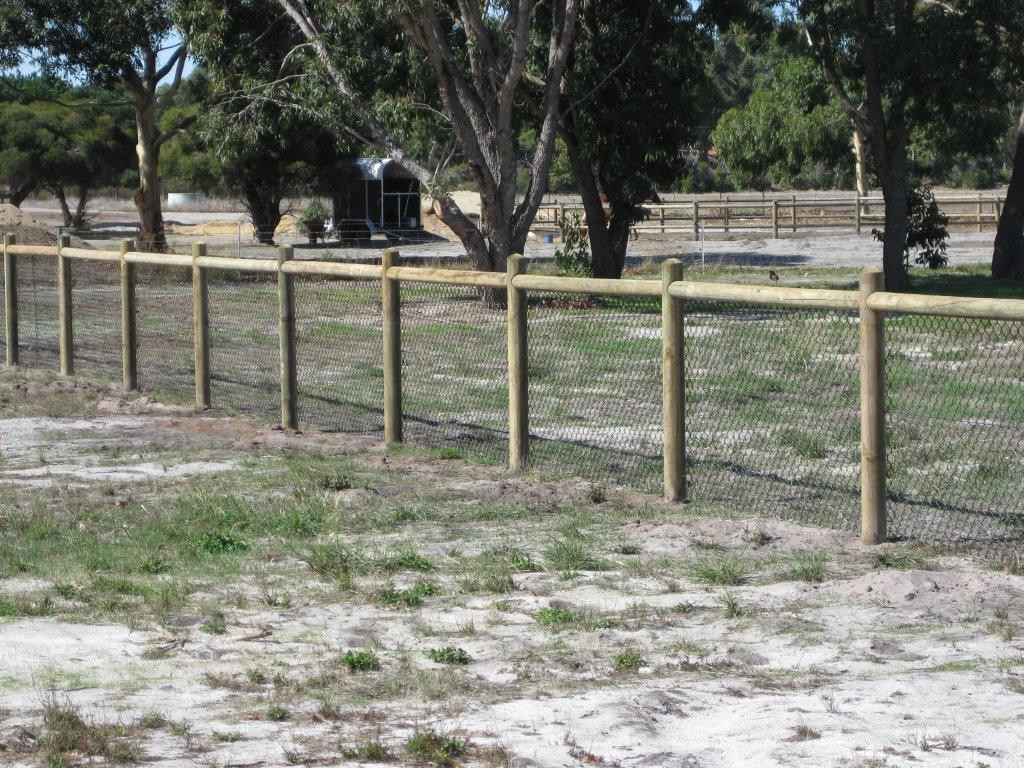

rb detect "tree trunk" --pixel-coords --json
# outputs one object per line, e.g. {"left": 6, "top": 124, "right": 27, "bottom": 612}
{"left": 133, "top": 105, "right": 166, "bottom": 251}
{"left": 9, "top": 179, "right": 36, "bottom": 207}
{"left": 242, "top": 186, "right": 282, "bottom": 246}
{"left": 563, "top": 130, "right": 620, "bottom": 278}
{"left": 853, "top": 128, "right": 870, "bottom": 198}
{"left": 54, "top": 185, "right": 74, "bottom": 228}
{"left": 993, "top": 103, "right": 1024, "bottom": 280}
{"left": 72, "top": 187, "right": 89, "bottom": 229}
{"left": 879, "top": 170, "right": 910, "bottom": 290}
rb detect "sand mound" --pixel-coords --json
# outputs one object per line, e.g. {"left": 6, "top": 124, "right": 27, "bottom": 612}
{"left": 827, "top": 567, "right": 1024, "bottom": 615}
{"left": 0, "top": 203, "right": 86, "bottom": 247}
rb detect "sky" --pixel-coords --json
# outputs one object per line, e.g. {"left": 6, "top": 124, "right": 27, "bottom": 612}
{"left": 12, "top": 34, "right": 196, "bottom": 82}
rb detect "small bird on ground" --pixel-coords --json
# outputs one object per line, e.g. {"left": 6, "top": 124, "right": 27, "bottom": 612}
{"left": 769, "top": 270, "right": 780, "bottom": 282}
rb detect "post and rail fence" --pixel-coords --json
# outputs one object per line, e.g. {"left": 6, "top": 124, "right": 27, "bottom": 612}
{"left": 3, "top": 233, "right": 1024, "bottom": 558}
{"left": 536, "top": 192, "right": 1008, "bottom": 238}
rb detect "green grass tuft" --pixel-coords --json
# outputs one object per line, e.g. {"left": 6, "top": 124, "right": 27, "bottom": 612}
{"left": 425, "top": 646, "right": 472, "bottom": 665}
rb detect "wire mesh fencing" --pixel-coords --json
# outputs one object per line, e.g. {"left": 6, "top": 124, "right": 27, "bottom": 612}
{"left": 70, "top": 260, "right": 120, "bottom": 379}
{"left": 14, "top": 254, "right": 59, "bottom": 368}
{"left": 294, "top": 275, "right": 384, "bottom": 434}
{"left": 207, "top": 270, "right": 279, "bottom": 422}
{"left": 399, "top": 282, "right": 508, "bottom": 464}
{"left": 527, "top": 293, "right": 662, "bottom": 491}
{"left": 684, "top": 303, "right": 861, "bottom": 529}
{"left": 885, "top": 314, "right": 1024, "bottom": 550}
{"left": 3, "top": 243, "right": 1024, "bottom": 560}
{"left": 134, "top": 265, "right": 194, "bottom": 402}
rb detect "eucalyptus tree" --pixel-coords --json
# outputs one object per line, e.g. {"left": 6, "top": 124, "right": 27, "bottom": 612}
{"left": 7, "top": 0, "right": 198, "bottom": 249}
{"left": 187, "top": 0, "right": 579, "bottom": 275}
{"left": 782, "top": 0, "right": 1005, "bottom": 288}
{"left": 178, "top": 7, "right": 357, "bottom": 244}
{"left": 551, "top": 0, "right": 714, "bottom": 278}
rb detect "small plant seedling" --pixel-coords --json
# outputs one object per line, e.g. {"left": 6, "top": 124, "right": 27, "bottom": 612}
{"left": 200, "top": 611, "right": 227, "bottom": 635}
{"left": 718, "top": 593, "right": 744, "bottom": 619}
{"left": 340, "top": 649, "right": 380, "bottom": 672}
{"left": 426, "top": 646, "right": 472, "bottom": 665}
{"left": 536, "top": 605, "right": 578, "bottom": 627}
{"left": 376, "top": 580, "right": 439, "bottom": 609}
{"left": 375, "top": 549, "right": 434, "bottom": 573}
{"left": 612, "top": 650, "right": 646, "bottom": 672}
{"left": 406, "top": 730, "right": 467, "bottom": 765}
{"left": 265, "top": 705, "right": 291, "bottom": 721}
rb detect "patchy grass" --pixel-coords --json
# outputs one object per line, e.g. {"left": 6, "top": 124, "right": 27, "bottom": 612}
{"left": 687, "top": 554, "right": 751, "bottom": 586}
{"left": 782, "top": 554, "right": 829, "bottom": 583}
{"left": 425, "top": 646, "right": 472, "bottom": 665}
{"left": 611, "top": 650, "right": 646, "bottom": 673}
{"left": 406, "top": 730, "right": 467, "bottom": 766}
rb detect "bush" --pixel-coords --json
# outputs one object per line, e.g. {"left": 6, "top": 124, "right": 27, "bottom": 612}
{"left": 298, "top": 201, "right": 329, "bottom": 241}
{"left": 554, "top": 211, "right": 590, "bottom": 276}
{"left": 872, "top": 185, "right": 949, "bottom": 270}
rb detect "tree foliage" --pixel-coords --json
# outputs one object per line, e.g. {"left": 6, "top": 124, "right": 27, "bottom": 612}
{"left": 713, "top": 56, "right": 851, "bottom": 190}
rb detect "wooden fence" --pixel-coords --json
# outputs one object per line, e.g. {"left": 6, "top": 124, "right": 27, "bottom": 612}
{"left": 536, "top": 193, "right": 1007, "bottom": 237}
{"left": 4, "top": 231, "right": 1024, "bottom": 550}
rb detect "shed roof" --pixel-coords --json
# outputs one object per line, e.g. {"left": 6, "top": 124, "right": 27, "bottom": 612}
{"left": 355, "top": 157, "right": 417, "bottom": 181}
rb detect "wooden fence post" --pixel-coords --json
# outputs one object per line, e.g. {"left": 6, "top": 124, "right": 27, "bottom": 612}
{"left": 507, "top": 254, "right": 529, "bottom": 471}
{"left": 772, "top": 199, "right": 779, "bottom": 239}
{"left": 859, "top": 267, "right": 887, "bottom": 544}
{"left": 120, "top": 238, "right": 137, "bottom": 391}
{"left": 723, "top": 197, "right": 730, "bottom": 233}
{"left": 791, "top": 194, "right": 797, "bottom": 232}
{"left": 996, "top": 198, "right": 1003, "bottom": 225}
{"left": 382, "top": 248, "right": 402, "bottom": 443}
{"left": 659, "top": 205, "right": 666, "bottom": 234}
{"left": 3, "top": 233, "right": 16, "bottom": 366}
{"left": 854, "top": 194, "right": 862, "bottom": 235}
{"left": 58, "top": 233, "right": 73, "bottom": 376}
{"left": 277, "top": 245, "right": 298, "bottom": 430}
{"left": 662, "top": 258, "right": 686, "bottom": 502}
{"left": 192, "top": 243, "right": 211, "bottom": 409}
{"left": 692, "top": 201, "right": 699, "bottom": 238}
{"left": 977, "top": 194, "right": 984, "bottom": 232}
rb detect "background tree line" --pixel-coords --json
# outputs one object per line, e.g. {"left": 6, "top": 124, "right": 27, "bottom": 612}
{"left": 1, "top": 0, "right": 1023, "bottom": 287}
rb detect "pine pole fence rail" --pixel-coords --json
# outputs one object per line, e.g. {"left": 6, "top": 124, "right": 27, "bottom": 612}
{"left": 535, "top": 193, "right": 1009, "bottom": 238}
{"left": 5, "top": 233, "right": 1024, "bottom": 549}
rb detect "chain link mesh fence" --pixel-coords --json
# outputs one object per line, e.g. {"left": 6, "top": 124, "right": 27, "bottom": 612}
{"left": 134, "top": 265, "right": 194, "bottom": 402}
{"left": 294, "top": 275, "right": 384, "bottom": 434}
{"left": 14, "top": 254, "right": 59, "bottom": 368}
{"left": 207, "top": 270, "right": 279, "bottom": 422}
{"left": 400, "top": 282, "right": 507, "bottom": 464}
{"left": 885, "top": 315, "right": 1024, "bottom": 551}
{"left": 3, "top": 250, "right": 1023, "bottom": 559}
{"left": 527, "top": 293, "right": 662, "bottom": 490}
{"left": 70, "top": 260, "right": 121, "bottom": 380}
{"left": 684, "top": 303, "right": 861, "bottom": 529}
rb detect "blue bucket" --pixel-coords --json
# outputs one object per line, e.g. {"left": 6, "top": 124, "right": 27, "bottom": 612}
{"left": 545, "top": 233, "right": 554, "bottom": 244}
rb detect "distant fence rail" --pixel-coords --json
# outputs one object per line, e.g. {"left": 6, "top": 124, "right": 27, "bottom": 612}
{"left": 3, "top": 232, "right": 1023, "bottom": 559}
{"left": 537, "top": 193, "right": 1008, "bottom": 237}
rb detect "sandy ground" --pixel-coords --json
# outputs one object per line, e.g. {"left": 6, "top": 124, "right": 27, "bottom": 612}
{"left": 15, "top": 199, "right": 999, "bottom": 270}
{"left": 1, "top": 371, "right": 1023, "bottom": 767}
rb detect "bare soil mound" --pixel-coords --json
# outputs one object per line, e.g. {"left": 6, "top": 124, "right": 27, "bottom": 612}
{"left": 0, "top": 204, "right": 87, "bottom": 247}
